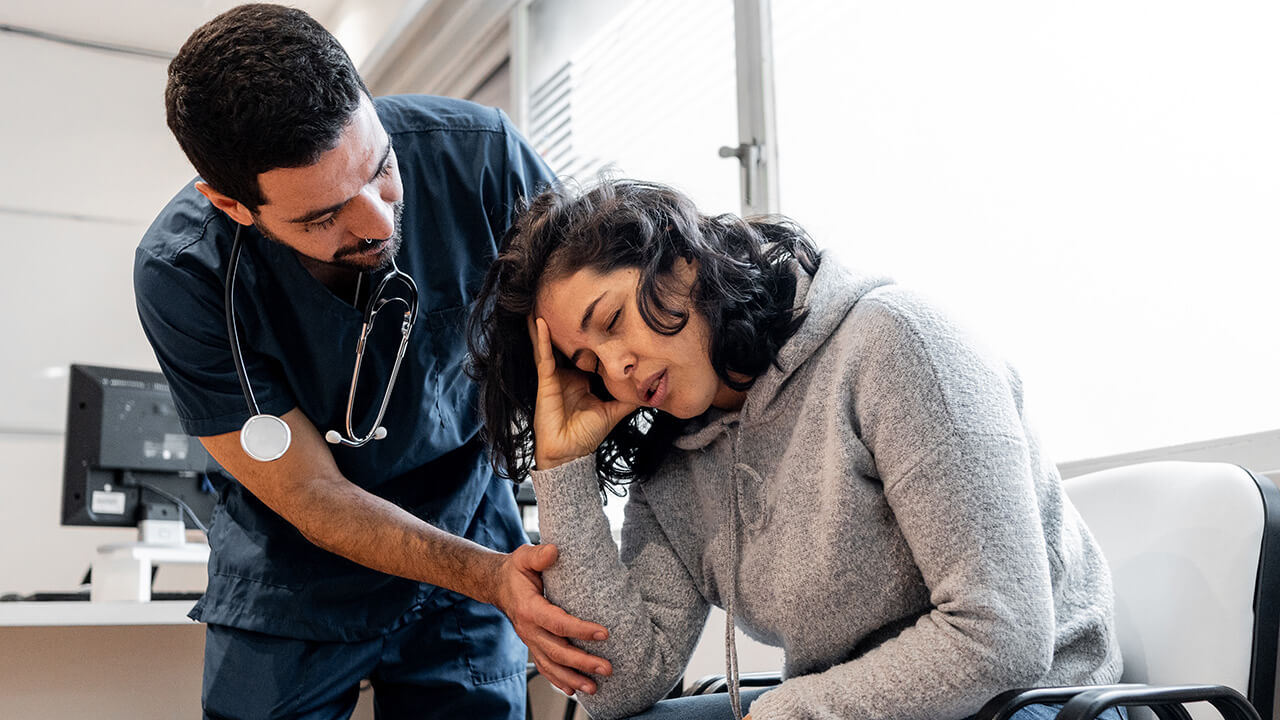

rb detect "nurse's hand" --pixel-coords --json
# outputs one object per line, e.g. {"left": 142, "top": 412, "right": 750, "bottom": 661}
{"left": 492, "top": 542, "right": 612, "bottom": 696}
{"left": 528, "top": 316, "right": 639, "bottom": 471}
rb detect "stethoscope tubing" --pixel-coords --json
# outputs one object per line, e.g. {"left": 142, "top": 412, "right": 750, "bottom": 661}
{"left": 334, "top": 272, "right": 418, "bottom": 447}
{"left": 226, "top": 224, "right": 261, "bottom": 416}
{"left": 225, "top": 224, "right": 418, "bottom": 460}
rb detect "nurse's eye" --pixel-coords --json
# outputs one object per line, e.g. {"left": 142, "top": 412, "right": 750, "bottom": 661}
{"left": 306, "top": 215, "right": 338, "bottom": 231}
{"left": 606, "top": 309, "right": 621, "bottom": 332}
{"left": 376, "top": 149, "right": 397, "bottom": 179}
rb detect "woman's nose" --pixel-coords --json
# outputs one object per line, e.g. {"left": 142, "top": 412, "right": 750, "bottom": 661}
{"left": 601, "top": 344, "right": 636, "bottom": 380}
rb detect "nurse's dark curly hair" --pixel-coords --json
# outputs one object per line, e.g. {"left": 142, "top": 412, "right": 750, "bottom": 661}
{"left": 467, "top": 179, "right": 820, "bottom": 493}
{"left": 165, "top": 3, "right": 370, "bottom": 210}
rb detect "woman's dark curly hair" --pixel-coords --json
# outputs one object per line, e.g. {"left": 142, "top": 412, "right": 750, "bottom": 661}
{"left": 467, "top": 179, "right": 819, "bottom": 493}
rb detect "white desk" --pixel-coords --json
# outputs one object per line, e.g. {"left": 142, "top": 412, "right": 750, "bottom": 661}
{"left": 0, "top": 599, "right": 198, "bottom": 627}
{"left": 0, "top": 601, "right": 393, "bottom": 720}
{"left": 0, "top": 602, "right": 206, "bottom": 720}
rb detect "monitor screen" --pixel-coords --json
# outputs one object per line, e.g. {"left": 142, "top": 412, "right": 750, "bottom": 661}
{"left": 60, "top": 364, "right": 217, "bottom": 531}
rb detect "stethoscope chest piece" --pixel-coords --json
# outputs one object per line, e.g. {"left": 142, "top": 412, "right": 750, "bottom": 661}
{"left": 240, "top": 413, "right": 292, "bottom": 462}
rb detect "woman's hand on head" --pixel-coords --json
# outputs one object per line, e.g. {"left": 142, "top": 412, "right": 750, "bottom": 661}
{"left": 528, "top": 316, "right": 639, "bottom": 470}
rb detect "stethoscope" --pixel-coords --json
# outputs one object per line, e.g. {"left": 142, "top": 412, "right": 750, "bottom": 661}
{"left": 225, "top": 224, "right": 419, "bottom": 462}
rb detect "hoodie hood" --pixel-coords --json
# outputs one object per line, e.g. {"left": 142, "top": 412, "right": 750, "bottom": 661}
{"left": 674, "top": 254, "right": 891, "bottom": 451}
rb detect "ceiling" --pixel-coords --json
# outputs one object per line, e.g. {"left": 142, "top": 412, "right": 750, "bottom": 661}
{"left": 0, "top": 0, "right": 342, "bottom": 55}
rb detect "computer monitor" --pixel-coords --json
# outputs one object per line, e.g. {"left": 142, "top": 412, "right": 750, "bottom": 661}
{"left": 60, "top": 364, "right": 217, "bottom": 536}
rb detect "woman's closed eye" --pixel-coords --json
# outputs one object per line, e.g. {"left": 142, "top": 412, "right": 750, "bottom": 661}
{"left": 569, "top": 308, "right": 623, "bottom": 374}
{"left": 591, "top": 309, "right": 622, "bottom": 373}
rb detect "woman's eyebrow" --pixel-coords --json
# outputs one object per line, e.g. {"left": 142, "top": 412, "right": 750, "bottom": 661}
{"left": 567, "top": 291, "right": 608, "bottom": 365}
{"left": 579, "top": 291, "right": 607, "bottom": 332}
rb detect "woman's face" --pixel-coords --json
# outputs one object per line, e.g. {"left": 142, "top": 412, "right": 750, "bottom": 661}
{"left": 534, "top": 262, "right": 745, "bottom": 418}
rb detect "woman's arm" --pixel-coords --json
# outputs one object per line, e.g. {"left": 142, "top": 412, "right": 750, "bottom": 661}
{"left": 524, "top": 316, "right": 711, "bottom": 717}
{"left": 532, "top": 455, "right": 711, "bottom": 719}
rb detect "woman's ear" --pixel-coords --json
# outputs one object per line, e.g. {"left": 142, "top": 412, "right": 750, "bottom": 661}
{"left": 671, "top": 255, "right": 700, "bottom": 295}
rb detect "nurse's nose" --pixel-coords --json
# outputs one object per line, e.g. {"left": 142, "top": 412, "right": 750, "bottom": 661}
{"left": 349, "top": 186, "right": 396, "bottom": 240}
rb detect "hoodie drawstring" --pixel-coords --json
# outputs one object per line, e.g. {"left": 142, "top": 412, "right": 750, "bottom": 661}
{"left": 724, "top": 426, "right": 745, "bottom": 719}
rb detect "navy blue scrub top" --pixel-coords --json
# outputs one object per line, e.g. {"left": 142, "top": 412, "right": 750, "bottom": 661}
{"left": 133, "top": 95, "right": 555, "bottom": 641}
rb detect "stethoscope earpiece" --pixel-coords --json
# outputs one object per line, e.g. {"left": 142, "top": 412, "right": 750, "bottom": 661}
{"left": 324, "top": 427, "right": 387, "bottom": 445}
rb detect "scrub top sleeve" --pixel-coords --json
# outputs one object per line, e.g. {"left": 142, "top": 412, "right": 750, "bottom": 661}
{"left": 133, "top": 244, "right": 297, "bottom": 438}
{"left": 491, "top": 108, "right": 556, "bottom": 236}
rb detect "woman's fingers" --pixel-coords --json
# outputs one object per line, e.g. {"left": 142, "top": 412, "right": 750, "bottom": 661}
{"left": 530, "top": 316, "right": 552, "bottom": 375}
{"left": 603, "top": 397, "right": 641, "bottom": 429}
{"left": 527, "top": 316, "right": 558, "bottom": 386}
{"left": 528, "top": 316, "right": 566, "bottom": 430}
{"left": 526, "top": 314, "right": 638, "bottom": 467}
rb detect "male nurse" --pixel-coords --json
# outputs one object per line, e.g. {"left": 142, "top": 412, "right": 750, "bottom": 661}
{"left": 134, "top": 4, "right": 609, "bottom": 718}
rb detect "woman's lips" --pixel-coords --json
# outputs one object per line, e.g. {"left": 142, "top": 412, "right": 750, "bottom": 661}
{"left": 645, "top": 370, "right": 669, "bottom": 408}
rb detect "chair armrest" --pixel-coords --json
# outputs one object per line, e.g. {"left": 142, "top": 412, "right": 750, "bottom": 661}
{"left": 981, "top": 685, "right": 1212, "bottom": 720}
{"left": 975, "top": 685, "right": 1141, "bottom": 720}
{"left": 682, "top": 671, "right": 783, "bottom": 696}
{"left": 1056, "top": 684, "right": 1261, "bottom": 720}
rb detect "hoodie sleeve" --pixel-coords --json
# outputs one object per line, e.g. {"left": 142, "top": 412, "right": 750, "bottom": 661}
{"left": 531, "top": 455, "right": 711, "bottom": 720}
{"left": 749, "top": 288, "right": 1059, "bottom": 720}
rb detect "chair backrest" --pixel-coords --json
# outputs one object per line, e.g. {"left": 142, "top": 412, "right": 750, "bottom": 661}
{"left": 1065, "top": 461, "right": 1280, "bottom": 720}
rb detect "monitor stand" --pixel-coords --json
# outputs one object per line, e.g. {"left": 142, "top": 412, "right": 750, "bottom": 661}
{"left": 91, "top": 519, "right": 209, "bottom": 602}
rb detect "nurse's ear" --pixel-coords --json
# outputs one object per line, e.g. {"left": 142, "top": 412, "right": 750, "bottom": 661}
{"left": 195, "top": 181, "right": 255, "bottom": 226}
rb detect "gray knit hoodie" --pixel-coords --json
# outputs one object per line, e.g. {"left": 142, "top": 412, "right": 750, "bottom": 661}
{"left": 530, "top": 256, "right": 1122, "bottom": 720}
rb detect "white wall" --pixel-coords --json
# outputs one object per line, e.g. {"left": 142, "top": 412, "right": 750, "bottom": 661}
{"left": 0, "top": 0, "right": 399, "bottom": 599}
{"left": 769, "top": 0, "right": 1280, "bottom": 464}
{"left": 0, "top": 31, "right": 200, "bottom": 596}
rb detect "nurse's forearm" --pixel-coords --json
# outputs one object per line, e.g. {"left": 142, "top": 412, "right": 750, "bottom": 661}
{"left": 199, "top": 409, "right": 504, "bottom": 600}
{"left": 285, "top": 473, "right": 506, "bottom": 601}
{"left": 283, "top": 461, "right": 615, "bottom": 696}
{"left": 200, "top": 408, "right": 614, "bottom": 695}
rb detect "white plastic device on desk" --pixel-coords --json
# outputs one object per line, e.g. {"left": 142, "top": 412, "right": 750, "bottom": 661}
{"left": 91, "top": 518, "right": 209, "bottom": 602}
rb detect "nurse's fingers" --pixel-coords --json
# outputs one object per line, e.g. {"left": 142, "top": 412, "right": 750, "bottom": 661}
{"left": 530, "top": 645, "right": 586, "bottom": 697}
{"left": 526, "top": 624, "right": 607, "bottom": 695}
{"left": 520, "top": 544, "right": 609, "bottom": 643}
{"left": 535, "top": 596, "right": 610, "bottom": 644}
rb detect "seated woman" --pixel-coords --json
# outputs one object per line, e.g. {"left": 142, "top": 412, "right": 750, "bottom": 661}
{"left": 467, "top": 179, "right": 1122, "bottom": 720}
